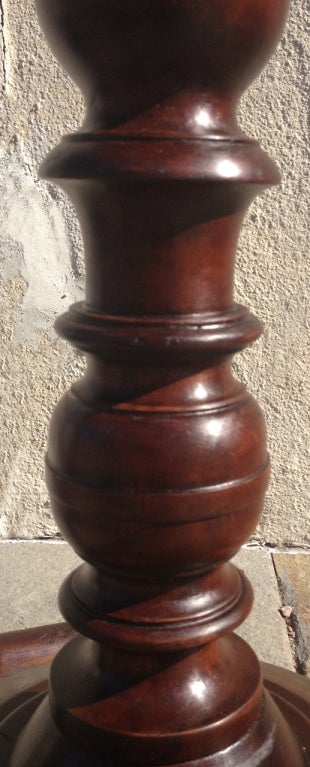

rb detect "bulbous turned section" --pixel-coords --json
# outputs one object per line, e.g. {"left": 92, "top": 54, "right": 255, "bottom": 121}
{"left": 8, "top": 636, "right": 305, "bottom": 767}
{"left": 3, "top": 0, "right": 308, "bottom": 765}
{"left": 36, "top": 0, "right": 289, "bottom": 137}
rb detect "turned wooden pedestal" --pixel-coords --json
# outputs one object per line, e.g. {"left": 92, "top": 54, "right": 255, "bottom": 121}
{"left": 0, "top": 1, "right": 309, "bottom": 765}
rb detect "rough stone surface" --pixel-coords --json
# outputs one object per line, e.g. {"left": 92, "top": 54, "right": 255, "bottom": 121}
{"left": 235, "top": 548, "right": 295, "bottom": 671}
{"left": 0, "top": 1, "right": 309, "bottom": 541}
{"left": 0, "top": 541, "right": 79, "bottom": 630}
{"left": 273, "top": 552, "right": 310, "bottom": 675}
{"left": 234, "top": 0, "right": 310, "bottom": 546}
{"left": 0, "top": 543, "right": 295, "bottom": 670}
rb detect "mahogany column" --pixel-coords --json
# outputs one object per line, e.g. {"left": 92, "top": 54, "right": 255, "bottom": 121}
{"left": 0, "top": 1, "right": 310, "bottom": 765}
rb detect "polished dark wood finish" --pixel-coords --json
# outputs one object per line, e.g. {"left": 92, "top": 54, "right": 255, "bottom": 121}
{"left": 0, "top": 623, "right": 74, "bottom": 725}
{"left": 1, "top": 663, "right": 309, "bottom": 766}
{"left": 0, "top": 623, "right": 74, "bottom": 678}
{"left": 1, "top": 0, "right": 309, "bottom": 764}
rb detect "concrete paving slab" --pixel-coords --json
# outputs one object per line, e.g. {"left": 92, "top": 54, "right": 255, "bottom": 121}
{"left": 0, "top": 541, "right": 79, "bottom": 631}
{"left": 235, "top": 548, "right": 294, "bottom": 671}
{"left": 0, "top": 542, "right": 294, "bottom": 671}
{"left": 273, "top": 552, "right": 310, "bottom": 676}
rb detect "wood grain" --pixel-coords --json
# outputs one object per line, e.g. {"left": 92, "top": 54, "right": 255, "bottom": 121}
{"left": 1, "top": 0, "right": 309, "bottom": 764}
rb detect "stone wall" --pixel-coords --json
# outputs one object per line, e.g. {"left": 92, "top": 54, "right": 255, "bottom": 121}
{"left": 0, "top": 0, "right": 309, "bottom": 544}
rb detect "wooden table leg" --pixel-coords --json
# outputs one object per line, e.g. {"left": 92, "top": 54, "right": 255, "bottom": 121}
{"left": 1, "top": 0, "right": 309, "bottom": 765}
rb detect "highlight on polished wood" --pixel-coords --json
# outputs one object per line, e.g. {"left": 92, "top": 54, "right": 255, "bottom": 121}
{"left": 1, "top": 1, "right": 309, "bottom": 765}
